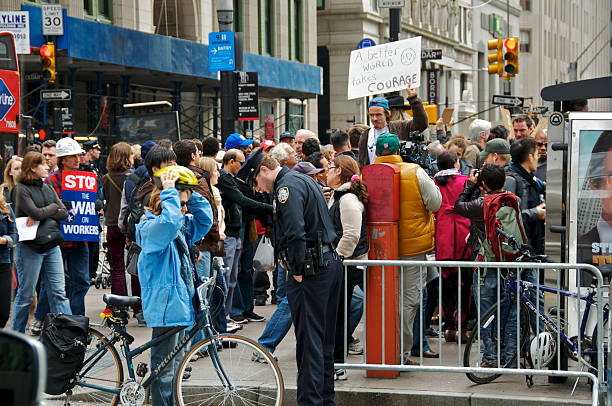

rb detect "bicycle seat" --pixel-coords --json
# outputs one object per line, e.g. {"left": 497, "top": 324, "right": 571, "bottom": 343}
{"left": 103, "top": 293, "right": 141, "bottom": 308}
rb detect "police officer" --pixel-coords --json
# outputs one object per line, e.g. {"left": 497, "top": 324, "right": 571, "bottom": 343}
{"left": 255, "top": 154, "right": 342, "bottom": 406}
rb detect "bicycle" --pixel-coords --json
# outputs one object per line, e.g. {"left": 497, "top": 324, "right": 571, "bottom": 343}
{"left": 59, "top": 257, "right": 284, "bottom": 406}
{"left": 463, "top": 228, "right": 609, "bottom": 385}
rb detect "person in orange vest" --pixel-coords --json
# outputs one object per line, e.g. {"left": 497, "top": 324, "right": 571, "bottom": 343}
{"left": 373, "top": 133, "right": 442, "bottom": 364}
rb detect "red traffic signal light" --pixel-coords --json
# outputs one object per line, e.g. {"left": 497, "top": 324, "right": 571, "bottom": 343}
{"left": 504, "top": 37, "right": 519, "bottom": 76}
{"left": 40, "top": 43, "right": 55, "bottom": 83}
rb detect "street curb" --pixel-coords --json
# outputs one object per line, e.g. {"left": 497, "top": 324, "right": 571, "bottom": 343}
{"left": 281, "top": 386, "right": 591, "bottom": 406}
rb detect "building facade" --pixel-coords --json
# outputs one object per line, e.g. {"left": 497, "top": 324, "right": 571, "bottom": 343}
{"left": 0, "top": 0, "right": 321, "bottom": 150}
{"left": 518, "top": 0, "right": 610, "bottom": 111}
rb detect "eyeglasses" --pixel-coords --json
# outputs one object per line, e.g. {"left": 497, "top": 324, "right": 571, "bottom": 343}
{"left": 536, "top": 142, "right": 547, "bottom": 148}
{"left": 180, "top": 201, "right": 188, "bottom": 207}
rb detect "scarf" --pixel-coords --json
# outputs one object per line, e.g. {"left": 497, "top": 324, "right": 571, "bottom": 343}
{"left": 434, "top": 168, "right": 460, "bottom": 178}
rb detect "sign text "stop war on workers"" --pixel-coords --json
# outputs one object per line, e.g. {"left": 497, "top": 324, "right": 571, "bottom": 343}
{"left": 347, "top": 36, "right": 421, "bottom": 100}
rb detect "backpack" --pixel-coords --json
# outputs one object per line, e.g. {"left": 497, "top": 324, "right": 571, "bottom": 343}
{"left": 40, "top": 313, "right": 89, "bottom": 395}
{"left": 477, "top": 192, "right": 528, "bottom": 262}
{"left": 123, "top": 173, "right": 148, "bottom": 242}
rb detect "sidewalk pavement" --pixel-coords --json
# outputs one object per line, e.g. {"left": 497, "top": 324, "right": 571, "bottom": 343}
{"left": 42, "top": 285, "right": 594, "bottom": 405}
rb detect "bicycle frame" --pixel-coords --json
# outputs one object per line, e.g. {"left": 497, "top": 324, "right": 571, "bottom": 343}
{"left": 502, "top": 274, "right": 609, "bottom": 358}
{"left": 75, "top": 272, "right": 232, "bottom": 396}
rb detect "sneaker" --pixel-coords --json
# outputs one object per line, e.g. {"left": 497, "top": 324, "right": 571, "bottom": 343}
{"left": 226, "top": 323, "right": 241, "bottom": 334}
{"left": 334, "top": 369, "right": 348, "bottom": 381}
{"left": 251, "top": 352, "right": 278, "bottom": 364}
{"left": 135, "top": 312, "right": 147, "bottom": 327}
{"left": 29, "top": 319, "right": 43, "bottom": 336}
{"left": 244, "top": 311, "right": 265, "bottom": 322}
{"left": 229, "top": 314, "right": 248, "bottom": 324}
{"left": 348, "top": 341, "right": 363, "bottom": 355}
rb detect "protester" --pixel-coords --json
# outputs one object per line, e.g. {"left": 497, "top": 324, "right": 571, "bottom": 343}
{"left": 136, "top": 165, "right": 212, "bottom": 406}
{"left": 0, "top": 190, "right": 15, "bottom": 328}
{"left": 534, "top": 129, "right": 547, "bottom": 181}
{"left": 269, "top": 143, "right": 299, "bottom": 169}
{"left": 512, "top": 115, "right": 535, "bottom": 140}
{"left": 279, "top": 131, "right": 296, "bottom": 149}
{"left": 225, "top": 133, "right": 254, "bottom": 156}
{"left": 201, "top": 136, "right": 221, "bottom": 158}
{"left": 465, "top": 119, "right": 491, "bottom": 168}
{"left": 41, "top": 140, "right": 57, "bottom": 173}
{"left": 1, "top": 156, "right": 21, "bottom": 204}
{"left": 12, "top": 152, "right": 71, "bottom": 334}
{"left": 331, "top": 130, "right": 358, "bottom": 161}
{"left": 327, "top": 155, "right": 368, "bottom": 381}
{"left": 433, "top": 151, "right": 471, "bottom": 342}
{"left": 102, "top": 142, "right": 145, "bottom": 323}
{"left": 302, "top": 137, "right": 321, "bottom": 160}
{"left": 447, "top": 137, "right": 474, "bottom": 176}
{"left": 306, "top": 151, "right": 329, "bottom": 186}
{"left": 295, "top": 129, "right": 317, "bottom": 158}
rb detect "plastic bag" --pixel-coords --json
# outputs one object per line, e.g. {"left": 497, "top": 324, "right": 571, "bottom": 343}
{"left": 253, "top": 236, "right": 275, "bottom": 273}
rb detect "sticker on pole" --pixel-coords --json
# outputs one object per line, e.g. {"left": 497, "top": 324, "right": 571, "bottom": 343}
{"left": 60, "top": 170, "right": 99, "bottom": 242}
{"left": 347, "top": 36, "right": 421, "bottom": 100}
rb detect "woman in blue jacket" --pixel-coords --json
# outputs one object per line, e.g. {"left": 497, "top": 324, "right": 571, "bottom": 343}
{"left": 136, "top": 165, "right": 213, "bottom": 406}
{"left": 0, "top": 191, "right": 16, "bottom": 328}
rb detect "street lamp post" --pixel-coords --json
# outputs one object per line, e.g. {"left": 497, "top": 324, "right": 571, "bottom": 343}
{"left": 216, "top": 0, "right": 235, "bottom": 143}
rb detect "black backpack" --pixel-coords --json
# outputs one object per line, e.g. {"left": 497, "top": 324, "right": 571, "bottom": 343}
{"left": 124, "top": 173, "right": 149, "bottom": 242}
{"left": 40, "top": 313, "right": 89, "bottom": 395}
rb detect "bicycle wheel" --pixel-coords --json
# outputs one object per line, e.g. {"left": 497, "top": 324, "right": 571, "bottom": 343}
{"left": 589, "top": 316, "right": 609, "bottom": 377}
{"left": 175, "top": 334, "right": 284, "bottom": 406}
{"left": 464, "top": 299, "right": 530, "bottom": 384}
{"left": 65, "top": 327, "right": 124, "bottom": 406}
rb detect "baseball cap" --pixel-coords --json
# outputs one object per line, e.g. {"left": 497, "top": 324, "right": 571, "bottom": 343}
{"left": 225, "top": 133, "right": 254, "bottom": 150}
{"left": 375, "top": 133, "right": 400, "bottom": 156}
{"left": 83, "top": 140, "right": 100, "bottom": 152}
{"left": 293, "top": 161, "right": 324, "bottom": 176}
{"left": 368, "top": 97, "right": 390, "bottom": 111}
{"left": 279, "top": 131, "right": 295, "bottom": 140}
{"left": 480, "top": 138, "right": 511, "bottom": 159}
{"left": 261, "top": 140, "right": 276, "bottom": 151}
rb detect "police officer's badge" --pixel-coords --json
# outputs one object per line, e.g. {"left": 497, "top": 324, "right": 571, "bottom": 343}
{"left": 277, "top": 187, "right": 289, "bottom": 204}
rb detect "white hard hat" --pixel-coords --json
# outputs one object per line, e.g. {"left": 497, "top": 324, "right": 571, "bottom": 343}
{"left": 530, "top": 332, "right": 556, "bottom": 368}
{"left": 56, "top": 137, "right": 85, "bottom": 157}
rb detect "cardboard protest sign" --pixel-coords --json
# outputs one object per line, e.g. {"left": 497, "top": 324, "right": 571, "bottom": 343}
{"left": 533, "top": 117, "right": 548, "bottom": 135}
{"left": 441, "top": 108, "right": 454, "bottom": 125}
{"left": 60, "top": 170, "right": 99, "bottom": 242}
{"left": 500, "top": 107, "right": 514, "bottom": 139}
{"left": 348, "top": 36, "right": 422, "bottom": 100}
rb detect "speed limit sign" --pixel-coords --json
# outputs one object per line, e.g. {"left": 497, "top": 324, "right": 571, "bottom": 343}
{"left": 42, "top": 4, "right": 64, "bottom": 36}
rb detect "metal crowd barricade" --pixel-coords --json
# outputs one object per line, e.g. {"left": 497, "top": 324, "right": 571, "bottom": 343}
{"left": 338, "top": 259, "right": 607, "bottom": 406}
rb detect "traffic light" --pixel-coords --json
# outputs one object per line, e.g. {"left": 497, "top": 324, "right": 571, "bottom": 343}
{"left": 40, "top": 43, "right": 55, "bottom": 83}
{"left": 504, "top": 37, "right": 519, "bottom": 77}
{"left": 487, "top": 39, "right": 504, "bottom": 77}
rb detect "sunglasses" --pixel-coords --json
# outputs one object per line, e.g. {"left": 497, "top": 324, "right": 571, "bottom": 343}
{"left": 180, "top": 201, "right": 188, "bottom": 207}
{"left": 536, "top": 142, "right": 547, "bottom": 148}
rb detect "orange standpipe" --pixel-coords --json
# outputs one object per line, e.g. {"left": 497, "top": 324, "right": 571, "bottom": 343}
{"left": 361, "top": 163, "right": 400, "bottom": 378}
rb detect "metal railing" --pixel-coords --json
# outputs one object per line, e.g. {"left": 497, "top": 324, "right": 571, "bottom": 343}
{"left": 337, "top": 259, "right": 607, "bottom": 406}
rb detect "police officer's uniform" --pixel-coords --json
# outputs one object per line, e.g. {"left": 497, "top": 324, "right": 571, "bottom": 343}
{"left": 273, "top": 166, "right": 342, "bottom": 405}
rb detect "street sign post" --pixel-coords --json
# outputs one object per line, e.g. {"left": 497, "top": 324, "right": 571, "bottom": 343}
{"left": 421, "top": 49, "right": 442, "bottom": 60}
{"left": 491, "top": 94, "right": 524, "bottom": 107}
{"left": 235, "top": 72, "right": 258, "bottom": 121}
{"left": 40, "top": 89, "right": 71, "bottom": 101}
{"left": 208, "top": 31, "right": 235, "bottom": 72}
{"left": 42, "top": 4, "right": 63, "bottom": 36}
{"left": 377, "top": 0, "right": 405, "bottom": 7}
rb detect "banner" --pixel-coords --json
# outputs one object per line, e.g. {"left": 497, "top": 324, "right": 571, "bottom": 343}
{"left": 347, "top": 36, "right": 421, "bottom": 100}
{"left": 60, "top": 171, "right": 99, "bottom": 242}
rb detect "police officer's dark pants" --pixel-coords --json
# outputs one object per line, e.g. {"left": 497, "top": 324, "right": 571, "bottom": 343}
{"left": 287, "top": 252, "right": 342, "bottom": 406}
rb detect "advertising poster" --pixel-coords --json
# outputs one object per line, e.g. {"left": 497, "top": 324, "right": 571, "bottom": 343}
{"left": 576, "top": 130, "right": 612, "bottom": 269}
{"left": 60, "top": 170, "right": 100, "bottom": 242}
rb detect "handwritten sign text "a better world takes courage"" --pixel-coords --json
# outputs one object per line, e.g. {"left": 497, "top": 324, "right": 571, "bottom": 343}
{"left": 347, "top": 36, "right": 421, "bottom": 100}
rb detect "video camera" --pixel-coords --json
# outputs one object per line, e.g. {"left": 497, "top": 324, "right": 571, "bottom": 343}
{"left": 398, "top": 131, "right": 434, "bottom": 173}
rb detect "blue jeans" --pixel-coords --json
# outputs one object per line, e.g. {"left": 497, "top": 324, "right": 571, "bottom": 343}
{"left": 411, "top": 286, "right": 432, "bottom": 356}
{"left": 473, "top": 270, "right": 517, "bottom": 363}
{"left": 349, "top": 286, "right": 363, "bottom": 337}
{"left": 12, "top": 244, "right": 71, "bottom": 333}
{"left": 258, "top": 264, "right": 292, "bottom": 354}
{"left": 191, "top": 252, "right": 211, "bottom": 347}
{"left": 223, "top": 237, "right": 241, "bottom": 317}
{"left": 150, "top": 327, "right": 181, "bottom": 406}
{"left": 36, "top": 244, "right": 90, "bottom": 320}
{"left": 231, "top": 225, "right": 255, "bottom": 317}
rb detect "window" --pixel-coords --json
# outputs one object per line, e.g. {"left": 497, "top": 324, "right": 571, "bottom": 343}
{"left": 84, "top": 0, "right": 112, "bottom": 23}
{"left": 233, "top": 0, "right": 243, "bottom": 32}
{"left": 520, "top": 0, "right": 531, "bottom": 11}
{"left": 289, "top": 0, "right": 303, "bottom": 62}
{"left": 317, "top": 0, "right": 324, "bottom": 10}
{"left": 25, "top": 0, "right": 59, "bottom": 4}
{"left": 287, "top": 101, "right": 304, "bottom": 134}
{"left": 259, "top": 0, "right": 274, "bottom": 55}
{"left": 519, "top": 30, "right": 531, "bottom": 53}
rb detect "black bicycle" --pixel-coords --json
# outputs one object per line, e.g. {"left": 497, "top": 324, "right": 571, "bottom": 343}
{"left": 59, "top": 257, "right": 284, "bottom": 406}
